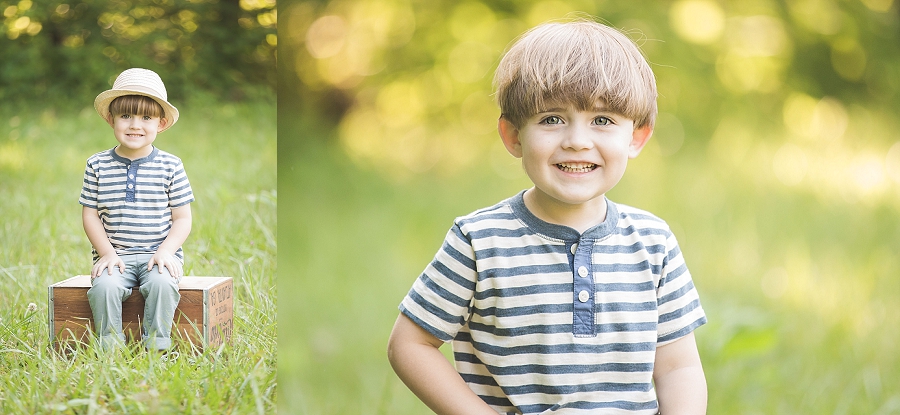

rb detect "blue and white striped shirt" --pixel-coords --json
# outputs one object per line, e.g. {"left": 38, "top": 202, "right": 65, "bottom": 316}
{"left": 400, "top": 191, "right": 706, "bottom": 414}
{"left": 79, "top": 146, "right": 194, "bottom": 262}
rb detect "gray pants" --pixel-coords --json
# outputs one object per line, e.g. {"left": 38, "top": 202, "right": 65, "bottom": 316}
{"left": 87, "top": 253, "right": 182, "bottom": 350}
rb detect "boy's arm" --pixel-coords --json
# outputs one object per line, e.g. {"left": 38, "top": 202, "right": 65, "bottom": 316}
{"left": 653, "top": 332, "right": 707, "bottom": 415}
{"left": 148, "top": 204, "right": 192, "bottom": 278}
{"left": 387, "top": 314, "right": 497, "bottom": 415}
{"left": 82, "top": 206, "right": 125, "bottom": 278}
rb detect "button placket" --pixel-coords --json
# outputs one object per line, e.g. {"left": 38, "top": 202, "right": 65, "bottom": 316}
{"left": 572, "top": 238, "right": 595, "bottom": 337}
{"left": 125, "top": 163, "right": 138, "bottom": 202}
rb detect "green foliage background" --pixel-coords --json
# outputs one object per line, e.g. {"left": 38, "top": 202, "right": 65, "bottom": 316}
{"left": 0, "top": 0, "right": 276, "bottom": 103}
{"left": 280, "top": 0, "right": 900, "bottom": 414}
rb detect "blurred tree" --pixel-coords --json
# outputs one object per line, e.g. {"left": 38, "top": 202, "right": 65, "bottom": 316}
{"left": 0, "top": 0, "right": 276, "bottom": 104}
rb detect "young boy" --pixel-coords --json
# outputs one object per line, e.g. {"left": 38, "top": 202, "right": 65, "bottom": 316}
{"left": 388, "top": 20, "right": 707, "bottom": 414}
{"left": 80, "top": 68, "right": 193, "bottom": 351}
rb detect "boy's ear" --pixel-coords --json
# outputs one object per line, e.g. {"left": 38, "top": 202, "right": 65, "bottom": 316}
{"left": 158, "top": 117, "right": 169, "bottom": 130}
{"left": 628, "top": 125, "right": 653, "bottom": 158}
{"left": 105, "top": 114, "right": 115, "bottom": 127}
{"left": 498, "top": 117, "right": 523, "bottom": 158}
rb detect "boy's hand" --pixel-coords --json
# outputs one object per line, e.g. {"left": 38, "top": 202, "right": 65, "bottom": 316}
{"left": 148, "top": 249, "right": 182, "bottom": 278}
{"left": 92, "top": 252, "right": 125, "bottom": 279}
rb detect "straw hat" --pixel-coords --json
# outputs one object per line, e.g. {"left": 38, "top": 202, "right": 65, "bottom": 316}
{"left": 94, "top": 68, "right": 179, "bottom": 132}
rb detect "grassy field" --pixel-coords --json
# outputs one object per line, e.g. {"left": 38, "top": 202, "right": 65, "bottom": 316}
{"left": 279, "top": 118, "right": 900, "bottom": 414}
{"left": 0, "top": 100, "right": 276, "bottom": 414}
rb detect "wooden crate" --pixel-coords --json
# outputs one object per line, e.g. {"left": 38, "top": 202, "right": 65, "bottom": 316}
{"left": 48, "top": 275, "right": 233, "bottom": 351}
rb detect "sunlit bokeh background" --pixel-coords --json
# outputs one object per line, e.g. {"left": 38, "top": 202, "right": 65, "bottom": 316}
{"left": 279, "top": 0, "right": 900, "bottom": 413}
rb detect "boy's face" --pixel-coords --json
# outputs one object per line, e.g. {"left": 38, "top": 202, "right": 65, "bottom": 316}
{"left": 107, "top": 112, "right": 168, "bottom": 159}
{"left": 499, "top": 102, "right": 652, "bottom": 214}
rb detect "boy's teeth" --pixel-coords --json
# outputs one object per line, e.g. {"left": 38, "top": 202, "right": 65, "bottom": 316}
{"left": 557, "top": 163, "right": 596, "bottom": 173}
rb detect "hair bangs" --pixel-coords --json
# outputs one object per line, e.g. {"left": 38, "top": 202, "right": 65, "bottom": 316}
{"left": 109, "top": 95, "right": 165, "bottom": 118}
{"left": 495, "top": 20, "right": 657, "bottom": 129}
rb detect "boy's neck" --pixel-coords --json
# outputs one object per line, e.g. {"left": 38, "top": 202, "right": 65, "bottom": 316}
{"left": 114, "top": 145, "right": 153, "bottom": 160}
{"left": 522, "top": 188, "right": 608, "bottom": 234}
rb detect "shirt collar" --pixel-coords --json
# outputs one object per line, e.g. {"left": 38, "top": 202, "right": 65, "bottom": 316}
{"left": 108, "top": 146, "right": 159, "bottom": 165}
{"left": 509, "top": 190, "right": 619, "bottom": 241}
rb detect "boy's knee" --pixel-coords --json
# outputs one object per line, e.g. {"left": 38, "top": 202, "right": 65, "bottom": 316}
{"left": 141, "top": 267, "right": 180, "bottom": 293}
{"left": 88, "top": 273, "right": 130, "bottom": 301}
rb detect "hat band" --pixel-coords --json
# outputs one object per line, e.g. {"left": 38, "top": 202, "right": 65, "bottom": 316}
{"left": 112, "top": 85, "right": 167, "bottom": 101}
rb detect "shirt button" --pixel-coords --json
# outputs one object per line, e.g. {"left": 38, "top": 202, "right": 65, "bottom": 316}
{"left": 578, "top": 290, "right": 590, "bottom": 303}
{"left": 127, "top": 184, "right": 134, "bottom": 189}
{"left": 577, "top": 266, "right": 588, "bottom": 278}
{"left": 129, "top": 174, "right": 134, "bottom": 179}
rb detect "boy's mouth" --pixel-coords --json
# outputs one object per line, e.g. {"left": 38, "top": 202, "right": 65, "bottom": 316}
{"left": 556, "top": 162, "right": 597, "bottom": 173}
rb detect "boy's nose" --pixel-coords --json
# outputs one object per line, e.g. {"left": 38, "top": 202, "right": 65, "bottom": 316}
{"left": 561, "top": 125, "right": 594, "bottom": 150}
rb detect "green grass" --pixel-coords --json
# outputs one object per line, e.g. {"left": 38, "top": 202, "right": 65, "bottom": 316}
{"left": 0, "top": 99, "right": 276, "bottom": 414}
{"left": 279, "top": 123, "right": 900, "bottom": 414}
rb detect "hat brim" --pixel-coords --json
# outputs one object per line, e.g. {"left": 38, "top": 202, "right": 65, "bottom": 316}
{"left": 94, "top": 89, "right": 179, "bottom": 132}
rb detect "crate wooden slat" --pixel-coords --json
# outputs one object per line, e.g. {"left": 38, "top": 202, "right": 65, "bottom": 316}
{"left": 48, "top": 275, "right": 233, "bottom": 351}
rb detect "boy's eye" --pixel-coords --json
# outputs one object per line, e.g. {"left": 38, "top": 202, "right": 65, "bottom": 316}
{"left": 540, "top": 115, "right": 563, "bottom": 125}
{"left": 142, "top": 116, "right": 152, "bottom": 120}
{"left": 121, "top": 114, "right": 131, "bottom": 119}
{"left": 593, "top": 116, "right": 612, "bottom": 126}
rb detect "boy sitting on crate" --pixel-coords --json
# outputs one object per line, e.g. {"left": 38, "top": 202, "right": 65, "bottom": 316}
{"left": 79, "top": 68, "right": 193, "bottom": 351}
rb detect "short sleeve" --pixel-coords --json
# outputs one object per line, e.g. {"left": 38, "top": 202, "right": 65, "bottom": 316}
{"left": 79, "top": 159, "right": 99, "bottom": 209}
{"left": 656, "top": 231, "right": 706, "bottom": 345}
{"left": 168, "top": 161, "right": 194, "bottom": 208}
{"left": 399, "top": 223, "right": 478, "bottom": 342}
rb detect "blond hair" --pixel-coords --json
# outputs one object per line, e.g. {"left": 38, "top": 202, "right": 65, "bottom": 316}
{"left": 109, "top": 95, "right": 165, "bottom": 119}
{"left": 494, "top": 19, "right": 657, "bottom": 129}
